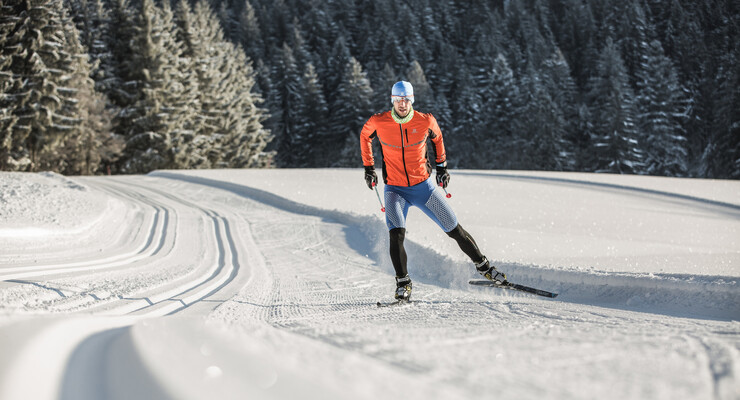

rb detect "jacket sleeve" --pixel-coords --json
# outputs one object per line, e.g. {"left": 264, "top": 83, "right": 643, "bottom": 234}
{"left": 428, "top": 115, "right": 446, "bottom": 164}
{"left": 360, "top": 116, "right": 376, "bottom": 167}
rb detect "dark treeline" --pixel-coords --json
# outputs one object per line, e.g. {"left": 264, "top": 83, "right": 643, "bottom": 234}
{"left": 1, "top": 0, "right": 738, "bottom": 178}
{"left": 2, "top": 0, "right": 272, "bottom": 174}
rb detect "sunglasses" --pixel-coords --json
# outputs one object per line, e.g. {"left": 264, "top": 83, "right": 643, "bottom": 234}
{"left": 392, "top": 96, "right": 413, "bottom": 103}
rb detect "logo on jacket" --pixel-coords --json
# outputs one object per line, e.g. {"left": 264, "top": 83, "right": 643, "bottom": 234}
{"left": 412, "top": 129, "right": 417, "bottom": 133}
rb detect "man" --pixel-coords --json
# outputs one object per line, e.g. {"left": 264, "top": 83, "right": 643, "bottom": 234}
{"left": 360, "top": 81, "right": 507, "bottom": 301}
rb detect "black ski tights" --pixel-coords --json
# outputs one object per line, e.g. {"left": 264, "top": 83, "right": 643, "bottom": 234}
{"left": 446, "top": 224, "right": 484, "bottom": 264}
{"left": 389, "top": 224, "right": 484, "bottom": 278}
{"left": 389, "top": 228, "right": 408, "bottom": 277}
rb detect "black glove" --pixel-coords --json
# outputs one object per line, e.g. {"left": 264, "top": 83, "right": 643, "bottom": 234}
{"left": 436, "top": 163, "right": 450, "bottom": 188}
{"left": 364, "top": 166, "right": 378, "bottom": 189}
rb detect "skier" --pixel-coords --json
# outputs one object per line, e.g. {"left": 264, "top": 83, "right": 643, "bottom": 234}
{"left": 361, "top": 81, "right": 507, "bottom": 301}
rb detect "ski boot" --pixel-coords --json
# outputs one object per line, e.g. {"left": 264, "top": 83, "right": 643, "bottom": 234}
{"left": 476, "top": 256, "right": 507, "bottom": 284}
{"left": 395, "top": 275, "right": 412, "bottom": 301}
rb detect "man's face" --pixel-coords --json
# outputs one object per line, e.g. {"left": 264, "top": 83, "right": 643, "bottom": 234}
{"left": 393, "top": 97, "right": 412, "bottom": 117}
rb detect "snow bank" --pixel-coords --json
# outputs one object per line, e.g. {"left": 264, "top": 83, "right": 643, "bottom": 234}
{"left": 0, "top": 315, "right": 137, "bottom": 400}
{"left": 0, "top": 172, "right": 113, "bottom": 237}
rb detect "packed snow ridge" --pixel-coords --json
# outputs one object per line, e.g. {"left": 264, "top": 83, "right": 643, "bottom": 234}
{"left": 0, "top": 169, "right": 738, "bottom": 400}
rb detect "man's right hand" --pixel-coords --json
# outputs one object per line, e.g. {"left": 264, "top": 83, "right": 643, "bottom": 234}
{"left": 364, "top": 166, "right": 378, "bottom": 189}
{"left": 436, "top": 164, "right": 450, "bottom": 189}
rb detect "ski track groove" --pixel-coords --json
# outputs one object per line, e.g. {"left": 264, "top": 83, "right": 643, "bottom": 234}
{"left": 689, "top": 334, "right": 740, "bottom": 400}
{"left": 1, "top": 177, "right": 248, "bottom": 318}
{"left": 85, "top": 178, "right": 246, "bottom": 317}
{"left": 0, "top": 179, "right": 182, "bottom": 313}
{"left": 0, "top": 184, "right": 169, "bottom": 281}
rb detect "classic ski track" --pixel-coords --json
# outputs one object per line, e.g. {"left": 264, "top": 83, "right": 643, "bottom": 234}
{"left": 0, "top": 179, "right": 180, "bottom": 313}
{"left": 83, "top": 178, "right": 247, "bottom": 317}
{"left": 0, "top": 177, "right": 247, "bottom": 317}
{"left": 0, "top": 183, "right": 169, "bottom": 281}
{"left": 0, "top": 184, "right": 152, "bottom": 267}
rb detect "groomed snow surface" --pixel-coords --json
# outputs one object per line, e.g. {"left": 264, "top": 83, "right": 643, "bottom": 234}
{"left": 0, "top": 169, "right": 738, "bottom": 400}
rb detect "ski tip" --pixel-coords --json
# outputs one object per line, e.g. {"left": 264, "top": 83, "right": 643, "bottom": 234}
{"left": 469, "top": 279, "right": 559, "bottom": 298}
{"left": 468, "top": 279, "right": 495, "bottom": 286}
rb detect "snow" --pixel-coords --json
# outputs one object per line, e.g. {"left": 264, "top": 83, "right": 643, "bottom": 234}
{"left": 0, "top": 172, "right": 113, "bottom": 235}
{"left": 0, "top": 168, "right": 738, "bottom": 400}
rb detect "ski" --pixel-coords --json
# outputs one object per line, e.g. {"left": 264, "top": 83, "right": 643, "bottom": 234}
{"left": 376, "top": 299, "right": 413, "bottom": 307}
{"left": 469, "top": 279, "right": 558, "bottom": 298}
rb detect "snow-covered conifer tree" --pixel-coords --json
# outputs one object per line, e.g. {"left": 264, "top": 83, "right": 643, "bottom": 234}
{"left": 216, "top": 31, "right": 272, "bottom": 168}
{"left": 404, "top": 61, "right": 435, "bottom": 113}
{"left": 44, "top": 9, "right": 117, "bottom": 175}
{"left": 105, "top": 0, "right": 136, "bottom": 109}
{"left": 0, "top": 0, "right": 88, "bottom": 171}
{"left": 115, "top": 0, "right": 198, "bottom": 173}
{"left": 65, "top": 0, "right": 117, "bottom": 94}
{"left": 322, "top": 35, "right": 351, "bottom": 96}
{"left": 296, "top": 63, "right": 329, "bottom": 167}
{"left": 333, "top": 57, "right": 374, "bottom": 167}
{"left": 0, "top": 3, "right": 21, "bottom": 170}
{"left": 237, "top": 0, "right": 264, "bottom": 63}
{"left": 586, "top": 38, "right": 643, "bottom": 174}
{"left": 636, "top": 40, "right": 688, "bottom": 177}
{"left": 273, "top": 43, "right": 303, "bottom": 167}
{"left": 447, "top": 63, "right": 484, "bottom": 168}
{"left": 517, "top": 64, "right": 571, "bottom": 171}
{"left": 370, "top": 62, "right": 397, "bottom": 112}
{"left": 484, "top": 53, "right": 521, "bottom": 170}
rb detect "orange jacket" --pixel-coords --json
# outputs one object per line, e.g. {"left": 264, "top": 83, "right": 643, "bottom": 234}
{"left": 360, "top": 110, "right": 446, "bottom": 187}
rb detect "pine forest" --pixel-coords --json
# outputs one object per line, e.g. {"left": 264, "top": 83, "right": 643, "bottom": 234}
{"left": 1, "top": 0, "right": 738, "bottom": 178}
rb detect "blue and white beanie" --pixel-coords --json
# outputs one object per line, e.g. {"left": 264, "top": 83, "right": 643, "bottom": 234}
{"left": 391, "top": 81, "right": 414, "bottom": 104}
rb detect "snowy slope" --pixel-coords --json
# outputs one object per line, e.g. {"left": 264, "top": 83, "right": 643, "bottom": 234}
{"left": 0, "top": 169, "right": 738, "bottom": 400}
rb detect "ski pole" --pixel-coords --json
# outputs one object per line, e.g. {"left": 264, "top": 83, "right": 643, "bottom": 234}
{"left": 439, "top": 182, "right": 452, "bottom": 198}
{"left": 372, "top": 182, "right": 385, "bottom": 212}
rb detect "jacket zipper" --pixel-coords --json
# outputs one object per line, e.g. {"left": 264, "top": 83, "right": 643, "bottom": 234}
{"left": 400, "top": 125, "right": 410, "bottom": 186}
